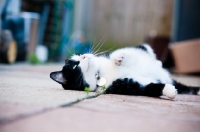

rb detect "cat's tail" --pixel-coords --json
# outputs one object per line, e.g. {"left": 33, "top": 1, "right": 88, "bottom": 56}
{"left": 173, "top": 80, "right": 200, "bottom": 95}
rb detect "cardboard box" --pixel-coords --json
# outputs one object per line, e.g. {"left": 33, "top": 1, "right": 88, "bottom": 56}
{"left": 170, "top": 39, "right": 200, "bottom": 74}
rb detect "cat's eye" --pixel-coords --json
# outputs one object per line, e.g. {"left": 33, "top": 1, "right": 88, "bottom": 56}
{"left": 73, "top": 65, "right": 77, "bottom": 69}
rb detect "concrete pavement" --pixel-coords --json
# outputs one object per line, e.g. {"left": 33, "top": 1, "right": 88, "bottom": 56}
{"left": 0, "top": 63, "right": 200, "bottom": 132}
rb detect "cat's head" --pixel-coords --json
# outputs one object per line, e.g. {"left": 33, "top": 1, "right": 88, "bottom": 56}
{"left": 50, "top": 54, "right": 99, "bottom": 91}
{"left": 50, "top": 59, "right": 86, "bottom": 90}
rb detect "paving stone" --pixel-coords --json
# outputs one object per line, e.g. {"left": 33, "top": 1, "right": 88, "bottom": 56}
{"left": 0, "top": 64, "right": 94, "bottom": 124}
{"left": 0, "top": 65, "right": 93, "bottom": 107}
{"left": 0, "top": 64, "right": 200, "bottom": 132}
{"left": 74, "top": 94, "right": 200, "bottom": 121}
{"left": 0, "top": 95, "right": 200, "bottom": 132}
{"left": 0, "top": 103, "right": 45, "bottom": 124}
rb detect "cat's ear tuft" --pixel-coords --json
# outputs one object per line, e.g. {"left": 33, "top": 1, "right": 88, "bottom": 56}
{"left": 50, "top": 71, "right": 67, "bottom": 84}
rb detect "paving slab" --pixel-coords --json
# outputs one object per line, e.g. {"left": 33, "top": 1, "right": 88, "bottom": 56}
{"left": 0, "top": 64, "right": 95, "bottom": 123}
{"left": 0, "top": 63, "right": 200, "bottom": 132}
{"left": 75, "top": 94, "right": 200, "bottom": 121}
{"left": 0, "top": 103, "right": 44, "bottom": 124}
{"left": 0, "top": 94, "right": 200, "bottom": 132}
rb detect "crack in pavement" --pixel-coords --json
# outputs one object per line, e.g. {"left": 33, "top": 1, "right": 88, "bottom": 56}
{"left": 0, "top": 93, "right": 102, "bottom": 125}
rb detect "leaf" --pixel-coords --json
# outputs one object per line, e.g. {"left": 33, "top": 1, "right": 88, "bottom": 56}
{"left": 101, "top": 85, "right": 107, "bottom": 91}
{"left": 84, "top": 87, "right": 90, "bottom": 95}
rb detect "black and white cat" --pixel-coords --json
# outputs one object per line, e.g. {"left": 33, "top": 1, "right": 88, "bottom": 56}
{"left": 50, "top": 44, "right": 200, "bottom": 99}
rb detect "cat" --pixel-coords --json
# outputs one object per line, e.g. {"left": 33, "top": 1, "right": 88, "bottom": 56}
{"left": 50, "top": 44, "right": 200, "bottom": 99}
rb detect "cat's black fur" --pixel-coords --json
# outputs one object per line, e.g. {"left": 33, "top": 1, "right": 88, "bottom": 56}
{"left": 135, "top": 45, "right": 148, "bottom": 52}
{"left": 106, "top": 78, "right": 200, "bottom": 97}
{"left": 50, "top": 59, "right": 88, "bottom": 91}
{"left": 173, "top": 81, "right": 200, "bottom": 94}
{"left": 106, "top": 78, "right": 165, "bottom": 97}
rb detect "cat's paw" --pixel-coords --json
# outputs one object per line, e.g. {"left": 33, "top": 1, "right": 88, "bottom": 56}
{"left": 162, "top": 84, "right": 177, "bottom": 99}
{"left": 112, "top": 53, "right": 125, "bottom": 66}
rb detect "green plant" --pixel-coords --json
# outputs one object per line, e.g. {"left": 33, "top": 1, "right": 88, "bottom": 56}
{"left": 28, "top": 53, "right": 40, "bottom": 64}
{"left": 100, "top": 85, "right": 107, "bottom": 91}
{"left": 84, "top": 87, "right": 90, "bottom": 96}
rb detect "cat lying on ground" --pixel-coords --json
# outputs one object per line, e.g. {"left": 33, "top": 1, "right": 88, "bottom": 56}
{"left": 50, "top": 44, "right": 200, "bottom": 99}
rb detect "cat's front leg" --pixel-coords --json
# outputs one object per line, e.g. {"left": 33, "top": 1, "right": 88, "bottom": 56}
{"left": 110, "top": 52, "right": 125, "bottom": 66}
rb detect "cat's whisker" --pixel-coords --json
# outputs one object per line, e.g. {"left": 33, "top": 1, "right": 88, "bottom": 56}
{"left": 90, "top": 36, "right": 96, "bottom": 54}
{"left": 76, "top": 79, "right": 81, "bottom": 89}
{"left": 74, "top": 73, "right": 83, "bottom": 89}
{"left": 77, "top": 74, "right": 83, "bottom": 89}
{"left": 95, "top": 51, "right": 109, "bottom": 56}
{"left": 87, "top": 38, "right": 93, "bottom": 54}
{"left": 76, "top": 72, "right": 82, "bottom": 81}
{"left": 89, "top": 42, "right": 94, "bottom": 54}
{"left": 95, "top": 45, "right": 116, "bottom": 56}
{"left": 93, "top": 35, "right": 107, "bottom": 55}
{"left": 92, "top": 36, "right": 104, "bottom": 53}
{"left": 93, "top": 35, "right": 106, "bottom": 54}
{"left": 74, "top": 44, "right": 78, "bottom": 55}
{"left": 64, "top": 44, "right": 74, "bottom": 56}
{"left": 93, "top": 36, "right": 106, "bottom": 55}
{"left": 89, "top": 44, "right": 92, "bottom": 54}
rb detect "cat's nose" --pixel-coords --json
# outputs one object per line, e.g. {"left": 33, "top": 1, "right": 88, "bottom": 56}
{"left": 81, "top": 55, "right": 86, "bottom": 59}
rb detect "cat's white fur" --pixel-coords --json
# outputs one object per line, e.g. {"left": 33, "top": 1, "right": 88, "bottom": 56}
{"left": 71, "top": 44, "right": 177, "bottom": 99}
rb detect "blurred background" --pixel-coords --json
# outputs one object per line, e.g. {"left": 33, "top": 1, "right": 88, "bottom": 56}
{"left": 0, "top": 0, "right": 200, "bottom": 74}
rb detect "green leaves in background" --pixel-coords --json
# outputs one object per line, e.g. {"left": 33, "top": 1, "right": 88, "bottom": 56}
{"left": 28, "top": 53, "right": 40, "bottom": 64}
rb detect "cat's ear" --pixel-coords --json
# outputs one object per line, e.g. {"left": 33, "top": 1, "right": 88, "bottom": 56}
{"left": 50, "top": 71, "right": 67, "bottom": 84}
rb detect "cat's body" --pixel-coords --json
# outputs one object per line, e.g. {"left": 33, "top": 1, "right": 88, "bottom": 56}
{"left": 50, "top": 44, "right": 200, "bottom": 99}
